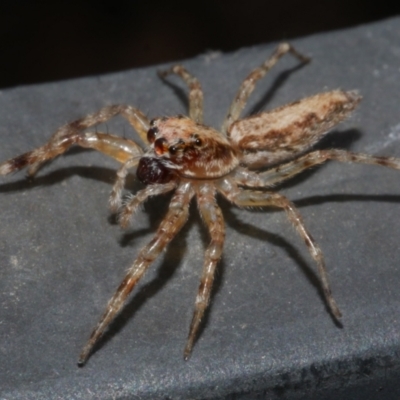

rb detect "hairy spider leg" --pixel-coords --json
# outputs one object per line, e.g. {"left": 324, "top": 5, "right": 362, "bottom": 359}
{"left": 118, "top": 181, "right": 177, "bottom": 228}
{"left": 78, "top": 182, "right": 194, "bottom": 365}
{"left": 217, "top": 177, "right": 342, "bottom": 320}
{"left": 158, "top": 65, "right": 204, "bottom": 124}
{"left": 0, "top": 105, "right": 149, "bottom": 178}
{"left": 184, "top": 183, "right": 225, "bottom": 360}
{"left": 222, "top": 42, "right": 310, "bottom": 134}
{"left": 109, "top": 156, "right": 144, "bottom": 212}
{"left": 232, "top": 149, "right": 400, "bottom": 188}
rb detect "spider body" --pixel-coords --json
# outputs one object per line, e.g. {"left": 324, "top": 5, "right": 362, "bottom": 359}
{"left": 2, "top": 43, "right": 400, "bottom": 365}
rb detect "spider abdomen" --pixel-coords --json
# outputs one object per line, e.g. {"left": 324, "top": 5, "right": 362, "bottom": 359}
{"left": 229, "top": 90, "right": 361, "bottom": 168}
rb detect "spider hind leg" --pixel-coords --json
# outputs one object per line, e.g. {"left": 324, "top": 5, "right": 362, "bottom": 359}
{"left": 217, "top": 178, "right": 342, "bottom": 320}
{"left": 184, "top": 183, "right": 225, "bottom": 360}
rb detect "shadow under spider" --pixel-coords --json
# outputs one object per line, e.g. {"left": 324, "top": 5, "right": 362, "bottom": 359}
{"left": 0, "top": 166, "right": 117, "bottom": 192}
{"left": 295, "top": 193, "right": 400, "bottom": 208}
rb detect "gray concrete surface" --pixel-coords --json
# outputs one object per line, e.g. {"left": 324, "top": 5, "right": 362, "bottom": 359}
{"left": 1, "top": 16, "right": 400, "bottom": 400}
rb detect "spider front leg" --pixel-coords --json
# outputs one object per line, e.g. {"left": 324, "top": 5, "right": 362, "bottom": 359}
{"left": 109, "top": 157, "right": 142, "bottom": 213}
{"left": 232, "top": 149, "right": 400, "bottom": 188}
{"left": 0, "top": 105, "right": 149, "bottom": 177}
{"left": 217, "top": 178, "right": 342, "bottom": 320}
{"left": 78, "top": 181, "right": 193, "bottom": 365}
{"left": 158, "top": 65, "right": 204, "bottom": 123}
{"left": 222, "top": 43, "right": 310, "bottom": 134}
{"left": 184, "top": 183, "right": 225, "bottom": 360}
{"left": 117, "top": 181, "right": 177, "bottom": 228}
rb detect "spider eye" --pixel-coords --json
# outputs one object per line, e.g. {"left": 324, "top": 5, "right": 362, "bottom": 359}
{"left": 169, "top": 145, "right": 178, "bottom": 155}
{"left": 192, "top": 134, "right": 202, "bottom": 147}
{"left": 147, "top": 127, "right": 158, "bottom": 143}
{"left": 154, "top": 137, "right": 167, "bottom": 155}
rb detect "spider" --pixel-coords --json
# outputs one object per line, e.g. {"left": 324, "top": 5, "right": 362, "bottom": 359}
{"left": 2, "top": 43, "right": 400, "bottom": 366}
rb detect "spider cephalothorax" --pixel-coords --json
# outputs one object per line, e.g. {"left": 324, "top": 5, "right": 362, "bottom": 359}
{"left": 145, "top": 116, "right": 239, "bottom": 179}
{"left": 2, "top": 43, "right": 400, "bottom": 365}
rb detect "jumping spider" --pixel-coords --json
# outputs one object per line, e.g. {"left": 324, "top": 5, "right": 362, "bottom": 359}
{"left": 2, "top": 43, "right": 400, "bottom": 365}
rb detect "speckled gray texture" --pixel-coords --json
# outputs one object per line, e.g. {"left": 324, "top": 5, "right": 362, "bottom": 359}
{"left": 1, "top": 17, "right": 400, "bottom": 400}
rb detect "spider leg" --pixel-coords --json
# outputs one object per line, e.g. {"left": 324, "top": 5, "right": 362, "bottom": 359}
{"left": 232, "top": 149, "right": 400, "bottom": 188}
{"left": 118, "top": 181, "right": 177, "bottom": 229}
{"left": 158, "top": 66, "right": 204, "bottom": 123}
{"left": 78, "top": 181, "right": 194, "bottom": 365}
{"left": 184, "top": 183, "right": 225, "bottom": 360}
{"left": 109, "top": 157, "right": 177, "bottom": 222}
{"left": 0, "top": 105, "right": 150, "bottom": 177}
{"left": 217, "top": 177, "right": 342, "bottom": 320}
{"left": 222, "top": 43, "right": 310, "bottom": 134}
{"left": 109, "top": 156, "right": 142, "bottom": 213}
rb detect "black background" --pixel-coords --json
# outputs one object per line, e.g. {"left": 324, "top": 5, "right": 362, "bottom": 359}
{"left": 1, "top": 0, "right": 400, "bottom": 88}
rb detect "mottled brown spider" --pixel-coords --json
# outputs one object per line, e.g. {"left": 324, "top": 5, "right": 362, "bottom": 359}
{"left": 2, "top": 43, "right": 400, "bottom": 365}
